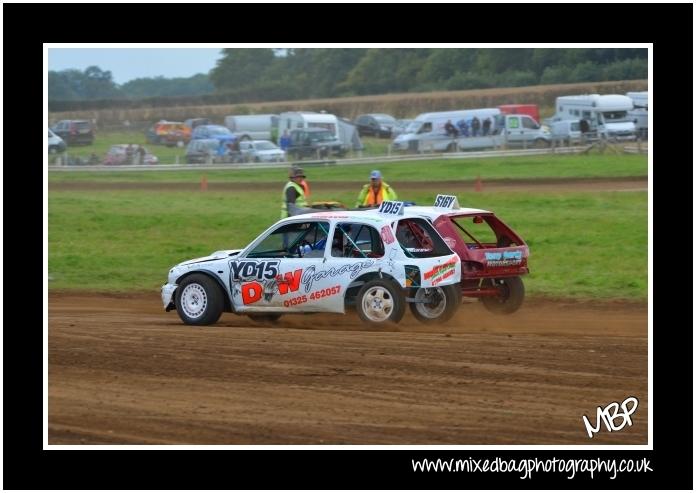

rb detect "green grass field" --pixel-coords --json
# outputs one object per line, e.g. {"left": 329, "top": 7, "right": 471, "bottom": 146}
{"left": 48, "top": 189, "right": 647, "bottom": 301}
{"left": 49, "top": 153, "right": 648, "bottom": 183}
{"left": 49, "top": 131, "right": 392, "bottom": 165}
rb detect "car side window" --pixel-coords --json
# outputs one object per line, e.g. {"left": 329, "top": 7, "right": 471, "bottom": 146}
{"left": 331, "top": 223, "right": 384, "bottom": 258}
{"left": 522, "top": 117, "right": 538, "bottom": 129}
{"left": 247, "top": 221, "right": 330, "bottom": 259}
{"left": 396, "top": 218, "right": 452, "bottom": 258}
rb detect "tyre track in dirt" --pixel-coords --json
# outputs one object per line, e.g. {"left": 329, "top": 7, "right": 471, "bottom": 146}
{"left": 48, "top": 292, "right": 648, "bottom": 445}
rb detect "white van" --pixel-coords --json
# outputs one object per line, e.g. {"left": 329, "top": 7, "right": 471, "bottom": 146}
{"left": 276, "top": 112, "right": 341, "bottom": 142}
{"left": 48, "top": 128, "right": 66, "bottom": 154}
{"left": 550, "top": 120, "right": 582, "bottom": 146}
{"left": 549, "top": 94, "right": 636, "bottom": 140}
{"left": 224, "top": 114, "right": 279, "bottom": 141}
{"left": 392, "top": 109, "right": 501, "bottom": 152}
{"left": 392, "top": 109, "right": 550, "bottom": 152}
{"left": 626, "top": 91, "right": 648, "bottom": 140}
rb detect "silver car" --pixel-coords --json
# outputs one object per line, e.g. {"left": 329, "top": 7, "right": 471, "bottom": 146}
{"left": 239, "top": 140, "right": 286, "bottom": 163}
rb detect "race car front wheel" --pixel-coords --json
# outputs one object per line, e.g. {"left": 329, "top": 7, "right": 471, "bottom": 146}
{"left": 356, "top": 279, "right": 405, "bottom": 325}
{"left": 481, "top": 276, "right": 525, "bottom": 314}
{"left": 409, "top": 284, "right": 461, "bottom": 324}
{"left": 175, "top": 274, "right": 224, "bottom": 326}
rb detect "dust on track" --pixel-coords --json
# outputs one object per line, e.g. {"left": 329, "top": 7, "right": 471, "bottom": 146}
{"left": 49, "top": 292, "right": 648, "bottom": 445}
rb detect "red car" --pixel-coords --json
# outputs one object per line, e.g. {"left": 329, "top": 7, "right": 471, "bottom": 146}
{"left": 407, "top": 195, "right": 529, "bottom": 313}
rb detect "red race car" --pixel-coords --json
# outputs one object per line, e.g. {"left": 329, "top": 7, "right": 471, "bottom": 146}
{"left": 406, "top": 195, "right": 529, "bottom": 314}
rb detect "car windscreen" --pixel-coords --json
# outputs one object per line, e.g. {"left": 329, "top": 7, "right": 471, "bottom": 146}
{"left": 374, "top": 115, "right": 396, "bottom": 124}
{"left": 74, "top": 121, "right": 91, "bottom": 130}
{"left": 207, "top": 126, "right": 232, "bottom": 134}
{"left": 405, "top": 121, "right": 423, "bottom": 133}
{"left": 601, "top": 111, "right": 629, "bottom": 121}
{"left": 309, "top": 132, "right": 334, "bottom": 142}
{"left": 247, "top": 221, "right": 330, "bottom": 258}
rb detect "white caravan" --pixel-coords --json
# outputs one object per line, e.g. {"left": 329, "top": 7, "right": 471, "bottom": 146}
{"left": 276, "top": 112, "right": 341, "bottom": 142}
{"left": 626, "top": 91, "right": 648, "bottom": 140}
{"left": 549, "top": 94, "right": 636, "bottom": 140}
{"left": 224, "top": 114, "right": 279, "bottom": 141}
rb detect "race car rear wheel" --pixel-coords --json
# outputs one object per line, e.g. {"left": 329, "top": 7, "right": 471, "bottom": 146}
{"left": 356, "top": 279, "right": 405, "bottom": 325}
{"left": 175, "top": 274, "right": 224, "bottom": 326}
{"left": 481, "top": 276, "right": 525, "bottom": 314}
{"left": 248, "top": 314, "right": 282, "bottom": 324}
{"left": 409, "top": 284, "right": 461, "bottom": 324}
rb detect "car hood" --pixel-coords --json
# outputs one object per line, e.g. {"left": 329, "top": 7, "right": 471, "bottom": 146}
{"left": 393, "top": 133, "right": 416, "bottom": 143}
{"left": 179, "top": 249, "right": 243, "bottom": 266}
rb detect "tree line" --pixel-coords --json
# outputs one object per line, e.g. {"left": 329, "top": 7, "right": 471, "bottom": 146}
{"left": 49, "top": 48, "right": 647, "bottom": 110}
{"left": 48, "top": 66, "right": 213, "bottom": 101}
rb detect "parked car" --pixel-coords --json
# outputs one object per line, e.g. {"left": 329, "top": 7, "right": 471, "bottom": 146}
{"left": 184, "top": 118, "right": 211, "bottom": 130}
{"left": 550, "top": 120, "right": 583, "bottom": 146}
{"left": 191, "top": 125, "right": 236, "bottom": 141}
{"left": 102, "top": 145, "right": 159, "bottom": 165}
{"left": 48, "top": 129, "right": 66, "bottom": 154}
{"left": 161, "top": 203, "right": 462, "bottom": 326}
{"left": 186, "top": 138, "right": 245, "bottom": 164}
{"left": 185, "top": 139, "right": 220, "bottom": 164}
{"left": 390, "top": 119, "right": 415, "bottom": 138}
{"left": 286, "top": 128, "right": 347, "bottom": 160}
{"left": 51, "top": 120, "right": 94, "bottom": 146}
{"left": 354, "top": 113, "right": 397, "bottom": 138}
{"left": 239, "top": 140, "right": 286, "bottom": 163}
{"left": 146, "top": 121, "right": 191, "bottom": 146}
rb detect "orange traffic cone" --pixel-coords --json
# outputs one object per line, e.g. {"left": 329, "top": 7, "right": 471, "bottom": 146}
{"left": 475, "top": 175, "right": 483, "bottom": 192}
{"left": 201, "top": 175, "right": 208, "bottom": 192}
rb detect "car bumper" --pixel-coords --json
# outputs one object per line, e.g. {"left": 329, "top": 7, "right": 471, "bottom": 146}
{"left": 161, "top": 283, "right": 177, "bottom": 310}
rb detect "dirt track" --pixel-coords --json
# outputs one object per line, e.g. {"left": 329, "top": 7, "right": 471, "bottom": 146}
{"left": 48, "top": 292, "right": 648, "bottom": 445}
{"left": 48, "top": 176, "right": 648, "bottom": 193}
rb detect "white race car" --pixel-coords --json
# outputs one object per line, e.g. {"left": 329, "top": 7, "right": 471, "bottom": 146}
{"left": 161, "top": 201, "right": 462, "bottom": 326}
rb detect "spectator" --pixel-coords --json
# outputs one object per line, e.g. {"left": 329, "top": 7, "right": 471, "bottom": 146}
{"left": 226, "top": 138, "right": 241, "bottom": 162}
{"left": 279, "top": 130, "right": 292, "bottom": 151}
{"left": 355, "top": 170, "right": 398, "bottom": 208}
{"left": 126, "top": 144, "right": 135, "bottom": 165}
{"left": 579, "top": 118, "right": 590, "bottom": 143}
{"left": 137, "top": 145, "right": 146, "bottom": 165}
{"left": 281, "top": 167, "right": 308, "bottom": 218}
{"left": 444, "top": 119, "right": 459, "bottom": 138}
{"left": 471, "top": 117, "right": 481, "bottom": 137}
{"left": 482, "top": 118, "right": 492, "bottom": 136}
{"left": 457, "top": 119, "right": 469, "bottom": 137}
